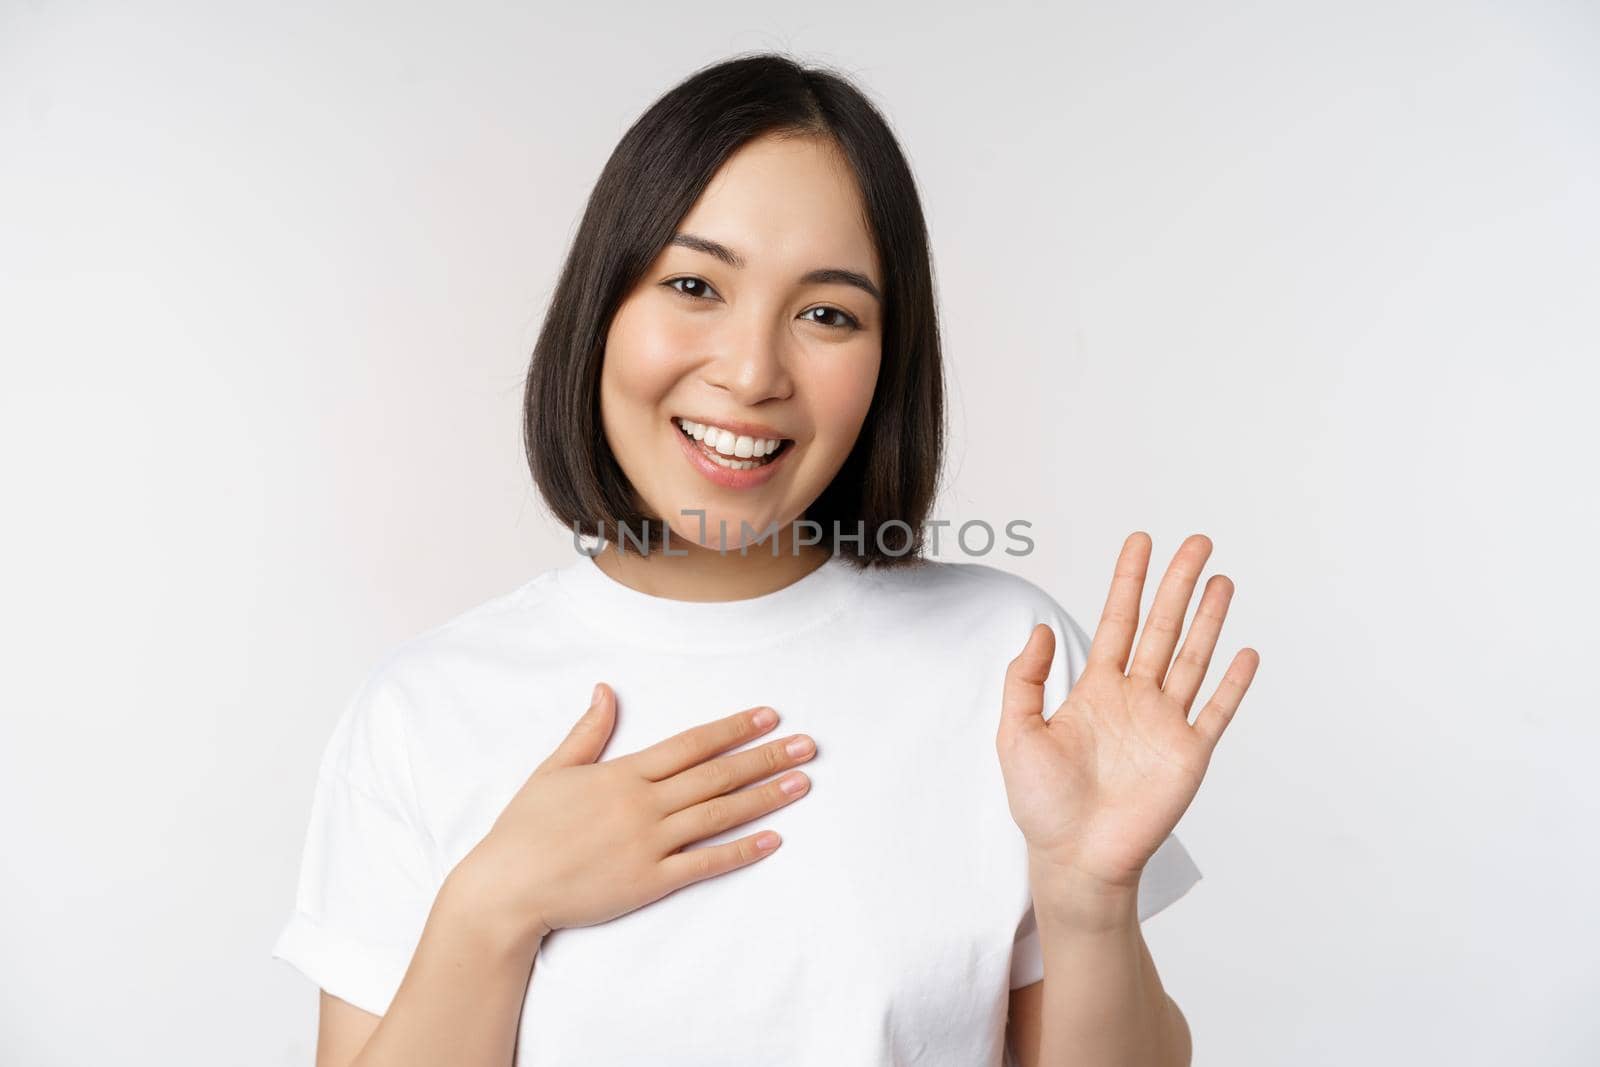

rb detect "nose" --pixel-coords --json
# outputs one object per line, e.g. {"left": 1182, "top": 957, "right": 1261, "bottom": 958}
{"left": 701, "top": 313, "right": 795, "bottom": 406}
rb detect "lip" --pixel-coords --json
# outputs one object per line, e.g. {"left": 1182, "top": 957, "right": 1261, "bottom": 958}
{"left": 674, "top": 413, "right": 793, "bottom": 442}
{"left": 673, "top": 418, "right": 796, "bottom": 491}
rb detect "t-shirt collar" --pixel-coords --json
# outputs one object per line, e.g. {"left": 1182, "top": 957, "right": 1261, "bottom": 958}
{"left": 551, "top": 548, "right": 874, "bottom": 653}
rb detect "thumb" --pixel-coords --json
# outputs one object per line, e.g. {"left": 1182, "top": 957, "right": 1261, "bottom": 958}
{"left": 999, "top": 624, "right": 1054, "bottom": 734}
{"left": 539, "top": 682, "right": 617, "bottom": 771}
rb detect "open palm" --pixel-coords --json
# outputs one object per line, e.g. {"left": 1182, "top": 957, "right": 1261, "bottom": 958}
{"left": 996, "top": 532, "right": 1261, "bottom": 890}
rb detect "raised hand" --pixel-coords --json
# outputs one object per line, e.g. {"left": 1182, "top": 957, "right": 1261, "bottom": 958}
{"left": 457, "top": 685, "right": 816, "bottom": 952}
{"left": 996, "top": 532, "right": 1259, "bottom": 892}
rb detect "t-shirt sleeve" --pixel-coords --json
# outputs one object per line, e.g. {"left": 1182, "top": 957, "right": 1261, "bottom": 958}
{"left": 270, "top": 663, "right": 444, "bottom": 1016}
{"left": 1007, "top": 597, "right": 1205, "bottom": 990}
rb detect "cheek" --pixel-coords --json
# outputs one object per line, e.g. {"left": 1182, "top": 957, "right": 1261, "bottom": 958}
{"left": 807, "top": 349, "right": 881, "bottom": 444}
{"left": 601, "top": 303, "right": 702, "bottom": 415}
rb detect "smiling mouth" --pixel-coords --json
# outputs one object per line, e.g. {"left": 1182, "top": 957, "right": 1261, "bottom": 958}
{"left": 672, "top": 417, "right": 793, "bottom": 471}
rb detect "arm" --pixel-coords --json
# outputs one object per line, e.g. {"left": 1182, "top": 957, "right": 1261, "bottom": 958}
{"left": 1004, "top": 862, "right": 1191, "bottom": 1067}
{"left": 996, "top": 533, "right": 1258, "bottom": 1067}
{"left": 323, "top": 850, "right": 544, "bottom": 1067}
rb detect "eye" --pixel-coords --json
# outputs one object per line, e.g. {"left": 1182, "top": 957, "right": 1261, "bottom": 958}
{"left": 800, "top": 305, "right": 862, "bottom": 331}
{"left": 662, "top": 276, "right": 720, "bottom": 301}
{"left": 663, "top": 276, "right": 860, "bottom": 332}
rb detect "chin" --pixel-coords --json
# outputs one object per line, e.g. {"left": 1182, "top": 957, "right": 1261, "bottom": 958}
{"left": 657, "top": 504, "right": 792, "bottom": 553}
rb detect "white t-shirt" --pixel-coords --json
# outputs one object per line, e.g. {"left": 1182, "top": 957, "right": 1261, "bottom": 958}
{"left": 272, "top": 551, "right": 1202, "bottom": 1065}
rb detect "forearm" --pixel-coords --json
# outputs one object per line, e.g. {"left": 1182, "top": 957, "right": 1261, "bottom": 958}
{"left": 351, "top": 858, "right": 543, "bottom": 1067}
{"left": 1029, "top": 855, "right": 1191, "bottom": 1067}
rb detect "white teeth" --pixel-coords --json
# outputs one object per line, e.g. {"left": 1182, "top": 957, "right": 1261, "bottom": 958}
{"left": 675, "top": 418, "right": 786, "bottom": 463}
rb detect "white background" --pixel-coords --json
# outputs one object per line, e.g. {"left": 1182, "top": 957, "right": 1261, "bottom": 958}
{"left": 2, "top": 2, "right": 1596, "bottom": 1064}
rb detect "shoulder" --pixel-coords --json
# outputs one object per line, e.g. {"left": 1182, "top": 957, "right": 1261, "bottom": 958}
{"left": 869, "top": 556, "right": 1087, "bottom": 637}
{"left": 337, "top": 569, "right": 564, "bottom": 734}
{"left": 867, "top": 557, "right": 1095, "bottom": 704}
{"left": 303, "top": 568, "right": 573, "bottom": 806}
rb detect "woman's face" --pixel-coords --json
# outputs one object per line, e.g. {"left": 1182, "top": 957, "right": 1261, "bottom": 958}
{"left": 600, "top": 133, "right": 883, "bottom": 552}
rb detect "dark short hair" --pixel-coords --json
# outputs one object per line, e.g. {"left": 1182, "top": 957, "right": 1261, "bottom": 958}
{"left": 522, "top": 52, "right": 944, "bottom": 568}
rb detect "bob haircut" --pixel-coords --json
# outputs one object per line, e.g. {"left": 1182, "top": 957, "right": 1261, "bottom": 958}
{"left": 523, "top": 52, "right": 945, "bottom": 568}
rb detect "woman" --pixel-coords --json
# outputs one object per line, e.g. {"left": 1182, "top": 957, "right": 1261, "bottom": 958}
{"left": 272, "top": 52, "right": 1259, "bottom": 1066}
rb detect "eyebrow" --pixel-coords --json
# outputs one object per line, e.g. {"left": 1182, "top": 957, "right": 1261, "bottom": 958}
{"left": 668, "top": 232, "right": 882, "bottom": 305}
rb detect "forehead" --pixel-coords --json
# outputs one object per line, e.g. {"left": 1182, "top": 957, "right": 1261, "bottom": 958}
{"left": 674, "top": 134, "right": 880, "bottom": 283}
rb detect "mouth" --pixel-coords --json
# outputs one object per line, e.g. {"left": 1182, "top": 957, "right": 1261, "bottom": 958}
{"left": 672, "top": 416, "right": 794, "bottom": 471}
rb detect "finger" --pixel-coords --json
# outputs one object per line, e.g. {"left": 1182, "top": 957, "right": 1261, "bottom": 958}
{"left": 655, "top": 731, "right": 816, "bottom": 812}
{"left": 657, "top": 829, "right": 783, "bottom": 890}
{"left": 1163, "top": 574, "right": 1234, "bottom": 712}
{"left": 1192, "top": 648, "right": 1261, "bottom": 750}
{"left": 999, "top": 623, "right": 1054, "bottom": 734}
{"left": 660, "top": 770, "right": 809, "bottom": 853}
{"left": 1086, "top": 532, "right": 1153, "bottom": 672}
{"left": 627, "top": 705, "right": 780, "bottom": 781}
{"left": 537, "top": 683, "right": 617, "bottom": 771}
{"left": 1129, "top": 533, "right": 1214, "bottom": 684}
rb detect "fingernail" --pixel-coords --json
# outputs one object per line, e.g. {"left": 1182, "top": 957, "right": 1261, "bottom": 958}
{"left": 785, "top": 736, "right": 813, "bottom": 758}
{"left": 779, "top": 772, "right": 808, "bottom": 795}
{"left": 752, "top": 707, "right": 777, "bottom": 728}
{"left": 591, "top": 683, "right": 602, "bottom": 704}
{"left": 755, "top": 832, "right": 780, "bottom": 851}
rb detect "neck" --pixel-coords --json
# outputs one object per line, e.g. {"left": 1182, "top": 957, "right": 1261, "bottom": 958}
{"left": 590, "top": 522, "right": 831, "bottom": 603}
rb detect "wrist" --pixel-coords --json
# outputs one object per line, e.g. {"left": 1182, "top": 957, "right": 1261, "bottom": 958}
{"left": 1027, "top": 849, "right": 1141, "bottom": 933}
{"left": 445, "top": 839, "right": 551, "bottom": 959}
